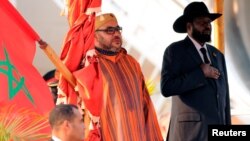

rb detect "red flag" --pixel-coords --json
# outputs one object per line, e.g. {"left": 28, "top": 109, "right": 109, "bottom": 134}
{"left": 58, "top": 0, "right": 103, "bottom": 140}
{"left": 58, "top": 0, "right": 102, "bottom": 106}
{"left": 0, "top": 0, "right": 54, "bottom": 139}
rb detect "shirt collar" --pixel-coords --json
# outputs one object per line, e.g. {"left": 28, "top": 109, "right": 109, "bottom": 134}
{"left": 95, "top": 47, "right": 119, "bottom": 56}
{"left": 188, "top": 35, "right": 211, "bottom": 64}
{"left": 188, "top": 35, "right": 208, "bottom": 50}
{"left": 96, "top": 47, "right": 127, "bottom": 63}
{"left": 52, "top": 135, "right": 62, "bottom": 141}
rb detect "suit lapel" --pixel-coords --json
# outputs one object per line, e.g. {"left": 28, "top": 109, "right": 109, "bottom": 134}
{"left": 184, "top": 37, "right": 219, "bottom": 68}
{"left": 207, "top": 46, "right": 218, "bottom": 68}
{"left": 184, "top": 37, "right": 203, "bottom": 65}
{"left": 185, "top": 37, "right": 218, "bottom": 89}
{"left": 207, "top": 45, "right": 219, "bottom": 89}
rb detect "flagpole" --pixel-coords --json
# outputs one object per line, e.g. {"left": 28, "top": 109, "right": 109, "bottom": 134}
{"left": 38, "top": 40, "right": 76, "bottom": 88}
{"left": 38, "top": 39, "right": 92, "bottom": 138}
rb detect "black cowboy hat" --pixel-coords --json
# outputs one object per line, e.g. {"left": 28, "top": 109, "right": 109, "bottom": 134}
{"left": 173, "top": 1, "right": 222, "bottom": 33}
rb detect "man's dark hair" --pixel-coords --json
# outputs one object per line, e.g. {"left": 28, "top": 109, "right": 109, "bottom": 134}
{"left": 49, "top": 104, "right": 78, "bottom": 128}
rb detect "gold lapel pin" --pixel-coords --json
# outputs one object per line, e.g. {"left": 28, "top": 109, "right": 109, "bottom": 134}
{"left": 213, "top": 52, "right": 216, "bottom": 57}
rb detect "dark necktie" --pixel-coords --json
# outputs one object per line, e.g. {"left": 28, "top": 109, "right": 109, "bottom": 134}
{"left": 200, "top": 48, "right": 210, "bottom": 64}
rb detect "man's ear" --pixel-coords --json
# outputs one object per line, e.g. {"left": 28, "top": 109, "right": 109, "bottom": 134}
{"left": 94, "top": 33, "right": 98, "bottom": 38}
{"left": 94, "top": 34, "right": 99, "bottom": 46}
{"left": 62, "top": 120, "right": 71, "bottom": 129}
{"left": 187, "top": 22, "right": 192, "bottom": 31}
{"left": 186, "top": 22, "right": 193, "bottom": 34}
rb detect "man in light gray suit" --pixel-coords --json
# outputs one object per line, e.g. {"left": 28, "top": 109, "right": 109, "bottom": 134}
{"left": 160, "top": 1, "right": 231, "bottom": 141}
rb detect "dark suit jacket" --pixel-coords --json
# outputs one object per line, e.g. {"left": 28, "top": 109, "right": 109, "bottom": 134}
{"left": 160, "top": 37, "right": 231, "bottom": 141}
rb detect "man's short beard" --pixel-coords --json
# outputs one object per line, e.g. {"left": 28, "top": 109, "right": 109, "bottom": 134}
{"left": 192, "top": 27, "right": 211, "bottom": 43}
{"left": 97, "top": 35, "right": 122, "bottom": 52}
{"left": 102, "top": 43, "right": 121, "bottom": 52}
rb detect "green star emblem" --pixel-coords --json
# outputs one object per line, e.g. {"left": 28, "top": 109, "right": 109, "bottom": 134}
{"left": 0, "top": 46, "right": 34, "bottom": 104}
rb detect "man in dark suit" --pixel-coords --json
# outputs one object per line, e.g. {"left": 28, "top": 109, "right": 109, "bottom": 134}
{"left": 49, "top": 104, "right": 85, "bottom": 141}
{"left": 160, "top": 1, "right": 231, "bottom": 141}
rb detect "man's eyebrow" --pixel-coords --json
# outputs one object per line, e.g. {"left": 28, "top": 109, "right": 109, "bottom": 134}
{"left": 106, "top": 26, "right": 118, "bottom": 28}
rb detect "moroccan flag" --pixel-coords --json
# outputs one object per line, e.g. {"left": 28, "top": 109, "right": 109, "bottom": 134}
{"left": 0, "top": 0, "right": 54, "bottom": 139}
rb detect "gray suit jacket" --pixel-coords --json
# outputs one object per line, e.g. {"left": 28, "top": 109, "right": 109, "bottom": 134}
{"left": 161, "top": 37, "right": 231, "bottom": 141}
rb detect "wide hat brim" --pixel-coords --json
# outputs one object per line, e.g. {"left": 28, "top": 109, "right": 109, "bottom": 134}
{"left": 173, "top": 13, "right": 221, "bottom": 33}
{"left": 173, "top": 2, "right": 222, "bottom": 33}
